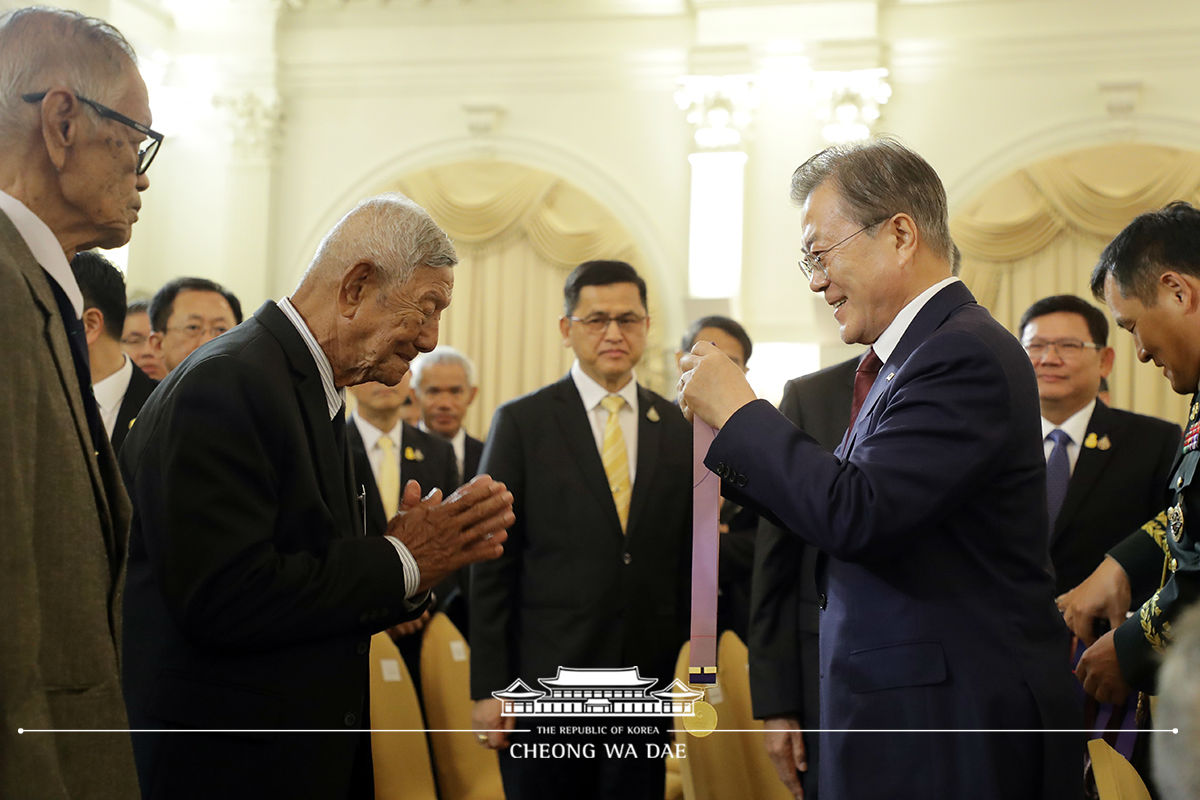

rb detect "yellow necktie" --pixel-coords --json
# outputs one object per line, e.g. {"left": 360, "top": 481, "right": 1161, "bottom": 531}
{"left": 600, "top": 394, "right": 631, "bottom": 532}
{"left": 377, "top": 434, "right": 399, "bottom": 519}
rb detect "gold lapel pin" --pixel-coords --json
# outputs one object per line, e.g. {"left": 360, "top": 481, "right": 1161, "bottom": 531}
{"left": 1083, "top": 433, "right": 1098, "bottom": 449}
{"left": 647, "top": 406, "right": 660, "bottom": 422}
{"left": 1097, "top": 435, "right": 1111, "bottom": 451}
{"left": 404, "top": 446, "right": 424, "bottom": 462}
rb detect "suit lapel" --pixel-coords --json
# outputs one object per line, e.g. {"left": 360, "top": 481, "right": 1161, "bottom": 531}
{"left": 1053, "top": 402, "right": 1117, "bottom": 544}
{"left": 113, "top": 366, "right": 156, "bottom": 452}
{"left": 552, "top": 376, "right": 623, "bottom": 535}
{"left": 626, "top": 385, "right": 659, "bottom": 537}
{"left": 840, "top": 282, "right": 975, "bottom": 458}
{"left": 0, "top": 211, "right": 118, "bottom": 555}
{"left": 256, "top": 302, "right": 356, "bottom": 537}
{"left": 347, "top": 420, "right": 385, "bottom": 536}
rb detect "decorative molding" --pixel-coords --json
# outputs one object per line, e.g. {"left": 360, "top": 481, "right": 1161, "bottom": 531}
{"left": 674, "top": 74, "right": 757, "bottom": 150}
{"left": 810, "top": 68, "right": 891, "bottom": 144}
{"left": 212, "top": 90, "right": 285, "bottom": 158}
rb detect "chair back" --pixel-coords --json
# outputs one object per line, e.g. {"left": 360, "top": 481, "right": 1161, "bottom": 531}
{"left": 419, "top": 613, "right": 504, "bottom": 800}
{"left": 368, "top": 633, "right": 438, "bottom": 800}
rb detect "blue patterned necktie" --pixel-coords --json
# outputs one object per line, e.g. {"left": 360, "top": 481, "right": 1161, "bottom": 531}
{"left": 1045, "top": 428, "right": 1072, "bottom": 529}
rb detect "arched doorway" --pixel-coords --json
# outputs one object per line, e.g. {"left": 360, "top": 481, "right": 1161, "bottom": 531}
{"left": 391, "top": 160, "right": 673, "bottom": 438}
{"left": 951, "top": 143, "right": 1200, "bottom": 423}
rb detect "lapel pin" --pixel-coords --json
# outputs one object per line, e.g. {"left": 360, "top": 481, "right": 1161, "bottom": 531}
{"left": 647, "top": 406, "right": 660, "bottom": 423}
{"left": 1083, "top": 433, "right": 1098, "bottom": 449}
{"left": 885, "top": 372, "right": 895, "bottom": 381}
{"left": 404, "top": 446, "right": 424, "bottom": 462}
{"left": 1097, "top": 435, "right": 1111, "bottom": 451}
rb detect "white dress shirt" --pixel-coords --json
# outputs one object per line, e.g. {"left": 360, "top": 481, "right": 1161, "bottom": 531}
{"left": 353, "top": 414, "right": 404, "bottom": 488}
{"left": 871, "top": 276, "right": 961, "bottom": 363}
{"left": 1041, "top": 399, "right": 1096, "bottom": 476}
{"left": 571, "top": 359, "right": 640, "bottom": 483}
{"left": 93, "top": 355, "right": 134, "bottom": 440}
{"left": 0, "top": 188, "right": 82, "bottom": 315}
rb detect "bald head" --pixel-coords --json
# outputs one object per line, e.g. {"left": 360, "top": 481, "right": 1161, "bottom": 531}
{"left": 0, "top": 7, "right": 136, "bottom": 142}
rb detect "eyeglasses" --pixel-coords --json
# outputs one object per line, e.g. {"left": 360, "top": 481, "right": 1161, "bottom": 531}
{"left": 798, "top": 216, "right": 892, "bottom": 281}
{"left": 567, "top": 314, "right": 647, "bottom": 335}
{"left": 1022, "top": 338, "right": 1103, "bottom": 359}
{"left": 166, "top": 323, "right": 231, "bottom": 340}
{"left": 22, "top": 90, "right": 163, "bottom": 175}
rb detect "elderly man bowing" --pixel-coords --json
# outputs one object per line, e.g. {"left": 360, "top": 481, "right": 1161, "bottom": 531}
{"left": 120, "top": 194, "right": 514, "bottom": 798}
{"left": 680, "top": 139, "right": 1080, "bottom": 800}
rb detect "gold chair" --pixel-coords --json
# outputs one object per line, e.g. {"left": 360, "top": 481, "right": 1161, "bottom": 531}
{"left": 368, "top": 632, "right": 438, "bottom": 800}
{"left": 419, "top": 613, "right": 505, "bottom": 800}
{"left": 1088, "top": 738, "right": 1152, "bottom": 800}
{"left": 715, "top": 631, "right": 796, "bottom": 800}
{"left": 672, "top": 641, "right": 754, "bottom": 800}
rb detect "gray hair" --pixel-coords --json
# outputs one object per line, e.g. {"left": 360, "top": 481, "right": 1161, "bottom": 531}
{"left": 304, "top": 192, "right": 457, "bottom": 288}
{"left": 0, "top": 7, "right": 137, "bottom": 141}
{"left": 790, "top": 137, "right": 953, "bottom": 264}
{"left": 1154, "top": 605, "right": 1200, "bottom": 799}
{"left": 412, "top": 345, "right": 476, "bottom": 389}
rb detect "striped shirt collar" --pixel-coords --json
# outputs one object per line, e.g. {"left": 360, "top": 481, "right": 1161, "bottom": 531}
{"left": 276, "top": 296, "right": 343, "bottom": 419}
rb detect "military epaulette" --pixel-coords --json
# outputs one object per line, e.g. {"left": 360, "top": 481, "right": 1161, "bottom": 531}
{"left": 1186, "top": 400, "right": 1200, "bottom": 453}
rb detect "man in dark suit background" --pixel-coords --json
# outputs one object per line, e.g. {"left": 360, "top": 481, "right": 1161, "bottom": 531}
{"left": 412, "top": 345, "right": 485, "bottom": 480}
{"left": 0, "top": 8, "right": 153, "bottom": 795}
{"left": 1018, "top": 294, "right": 1179, "bottom": 597}
{"left": 72, "top": 250, "right": 158, "bottom": 452}
{"left": 348, "top": 374, "right": 461, "bottom": 677}
{"left": 470, "top": 259, "right": 691, "bottom": 800}
{"left": 750, "top": 355, "right": 857, "bottom": 800}
{"left": 120, "top": 193, "right": 515, "bottom": 798}
{"left": 680, "top": 139, "right": 1080, "bottom": 800}
{"left": 147, "top": 275, "right": 242, "bottom": 374}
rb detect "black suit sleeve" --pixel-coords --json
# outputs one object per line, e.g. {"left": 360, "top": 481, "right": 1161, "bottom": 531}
{"left": 130, "top": 355, "right": 411, "bottom": 651}
{"left": 748, "top": 385, "right": 809, "bottom": 719}
{"left": 469, "top": 403, "right": 525, "bottom": 698}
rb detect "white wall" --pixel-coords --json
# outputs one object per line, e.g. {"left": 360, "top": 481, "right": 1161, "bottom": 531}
{"left": 42, "top": 0, "right": 1200, "bottom": 392}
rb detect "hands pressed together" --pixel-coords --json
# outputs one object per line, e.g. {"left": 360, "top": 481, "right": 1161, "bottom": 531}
{"left": 677, "top": 341, "right": 759, "bottom": 429}
{"left": 1056, "top": 555, "right": 1134, "bottom": 704}
{"left": 384, "top": 474, "right": 514, "bottom": 594}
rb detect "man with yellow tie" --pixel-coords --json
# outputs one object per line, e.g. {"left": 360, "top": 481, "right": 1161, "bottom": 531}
{"left": 346, "top": 371, "right": 460, "bottom": 684}
{"left": 470, "top": 259, "right": 692, "bottom": 800}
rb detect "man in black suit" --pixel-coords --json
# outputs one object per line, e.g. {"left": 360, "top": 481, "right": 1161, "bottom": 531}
{"left": 348, "top": 374, "right": 460, "bottom": 676}
{"left": 72, "top": 250, "right": 158, "bottom": 452}
{"left": 412, "top": 345, "right": 484, "bottom": 479}
{"left": 470, "top": 259, "right": 691, "bottom": 800}
{"left": 120, "top": 193, "right": 515, "bottom": 798}
{"left": 1018, "top": 294, "right": 1179, "bottom": 597}
{"left": 147, "top": 275, "right": 242, "bottom": 374}
{"left": 750, "top": 355, "right": 857, "bottom": 800}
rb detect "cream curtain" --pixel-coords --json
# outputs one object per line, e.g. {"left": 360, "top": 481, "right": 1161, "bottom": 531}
{"left": 394, "top": 161, "right": 671, "bottom": 440}
{"left": 952, "top": 144, "right": 1200, "bottom": 424}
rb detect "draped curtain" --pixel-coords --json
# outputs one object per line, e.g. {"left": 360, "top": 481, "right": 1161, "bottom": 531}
{"left": 394, "top": 161, "right": 669, "bottom": 440}
{"left": 952, "top": 144, "right": 1200, "bottom": 423}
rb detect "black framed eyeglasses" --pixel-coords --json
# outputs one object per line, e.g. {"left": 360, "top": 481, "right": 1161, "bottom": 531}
{"left": 1021, "top": 338, "right": 1103, "bottom": 360}
{"left": 567, "top": 314, "right": 647, "bottom": 335}
{"left": 22, "top": 90, "right": 163, "bottom": 176}
{"left": 798, "top": 215, "right": 892, "bottom": 281}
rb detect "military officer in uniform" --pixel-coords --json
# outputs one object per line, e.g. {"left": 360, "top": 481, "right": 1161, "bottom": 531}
{"left": 1060, "top": 201, "right": 1200, "bottom": 705}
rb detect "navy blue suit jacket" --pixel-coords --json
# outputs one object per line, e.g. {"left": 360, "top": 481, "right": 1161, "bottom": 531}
{"left": 707, "top": 282, "right": 1080, "bottom": 800}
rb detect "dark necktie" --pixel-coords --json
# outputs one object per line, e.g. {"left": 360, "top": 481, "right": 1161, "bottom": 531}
{"left": 46, "top": 273, "right": 106, "bottom": 454}
{"left": 1045, "top": 428, "right": 1072, "bottom": 529}
{"left": 847, "top": 347, "right": 883, "bottom": 432}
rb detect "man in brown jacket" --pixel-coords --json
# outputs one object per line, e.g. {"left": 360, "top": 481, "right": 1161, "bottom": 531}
{"left": 0, "top": 7, "right": 157, "bottom": 797}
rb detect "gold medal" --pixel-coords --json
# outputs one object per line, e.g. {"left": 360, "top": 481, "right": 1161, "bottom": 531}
{"left": 684, "top": 700, "right": 718, "bottom": 738}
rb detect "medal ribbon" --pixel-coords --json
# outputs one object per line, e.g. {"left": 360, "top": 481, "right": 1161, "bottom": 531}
{"left": 689, "top": 419, "right": 719, "bottom": 685}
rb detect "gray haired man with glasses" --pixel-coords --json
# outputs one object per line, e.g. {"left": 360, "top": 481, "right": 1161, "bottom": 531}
{"left": 0, "top": 6, "right": 157, "bottom": 797}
